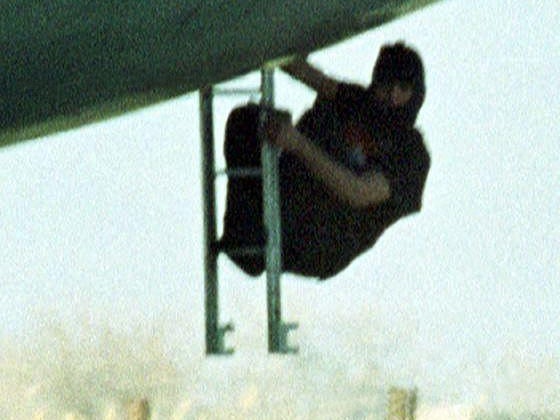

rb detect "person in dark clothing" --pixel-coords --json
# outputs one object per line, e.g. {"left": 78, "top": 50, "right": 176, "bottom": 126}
{"left": 221, "top": 42, "right": 430, "bottom": 279}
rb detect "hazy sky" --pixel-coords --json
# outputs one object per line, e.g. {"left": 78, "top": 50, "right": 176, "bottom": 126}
{"left": 1, "top": 0, "right": 559, "bottom": 417}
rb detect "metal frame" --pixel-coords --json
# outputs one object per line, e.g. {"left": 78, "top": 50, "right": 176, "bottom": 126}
{"left": 200, "top": 86, "right": 234, "bottom": 355}
{"left": 199, "top": 66, "right": 298, "bottom": 355}
{"left": 259, "top": 67, "right": 298, "bottom": 354}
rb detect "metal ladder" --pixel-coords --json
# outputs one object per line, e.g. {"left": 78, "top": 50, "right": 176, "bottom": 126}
{"left": 199, "top": 66, "right": 298, "bottom": 355}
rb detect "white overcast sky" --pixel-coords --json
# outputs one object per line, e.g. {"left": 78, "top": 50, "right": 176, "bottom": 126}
{"left": 0, "top": 0, "right": 559, "bottom": 417}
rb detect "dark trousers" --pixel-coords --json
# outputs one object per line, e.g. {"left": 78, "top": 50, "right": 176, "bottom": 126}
{"left": 221, "top": 104, "right": 266, "bottom": 276}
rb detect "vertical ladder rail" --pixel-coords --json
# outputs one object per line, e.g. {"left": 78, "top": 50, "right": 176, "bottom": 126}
{"left": 200, "top": 86, "right": 234, "bottom": 355}
{"left": 260, "top": 67, "right": 298, "bottom": 354}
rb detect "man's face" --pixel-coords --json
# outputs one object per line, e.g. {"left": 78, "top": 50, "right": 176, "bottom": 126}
{"left": 374, "top": 81, "right": 413, "bottom": 108}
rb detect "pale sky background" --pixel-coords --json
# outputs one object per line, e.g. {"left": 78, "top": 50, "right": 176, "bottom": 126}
{"left": 1, "top": 0, "right": 559, "bottom": 418}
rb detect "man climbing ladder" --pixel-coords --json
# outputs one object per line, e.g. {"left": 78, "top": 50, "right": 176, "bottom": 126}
{"left": 221, "top": 42, "right": 430, "bottom": 279}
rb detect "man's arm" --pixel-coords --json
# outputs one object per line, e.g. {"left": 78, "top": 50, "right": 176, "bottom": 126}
{"left": 281, "top": 57, "right": 339, "bottom": 100}
{"left": 267, "top": 117, "right": 390, "bottom": 208}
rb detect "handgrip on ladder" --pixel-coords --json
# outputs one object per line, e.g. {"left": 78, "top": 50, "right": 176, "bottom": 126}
{"left": 278, "top": 322, "right": 299, "bottom": 354}
{"left": 215, "top": 322, "right": 235, "bottom": 355}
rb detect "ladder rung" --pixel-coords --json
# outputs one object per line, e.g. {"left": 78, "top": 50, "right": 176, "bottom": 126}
{"left": 218, "top": 244, "right": 264, "bottom": 257}
{"left": 213, "top": 87, "right": 262, "bottom": 96}
{"left": 216, "top": 167, "right": 262, "bottom": 178}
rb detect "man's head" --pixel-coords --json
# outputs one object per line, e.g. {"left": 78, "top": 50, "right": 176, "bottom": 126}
{"left": 369, "top": 42, "right": 425, "bottom": 126}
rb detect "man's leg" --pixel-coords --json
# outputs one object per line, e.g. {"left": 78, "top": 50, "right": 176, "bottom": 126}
{"left": 221, "top": 104, "right": 265, "bottom": 276}
{"left": 224, "top": 104, "right": 262, "bottom": 168}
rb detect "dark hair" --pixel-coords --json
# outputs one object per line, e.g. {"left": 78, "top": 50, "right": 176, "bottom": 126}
{"left": 372, "top": 42, "right": 424, "bottom": 87}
